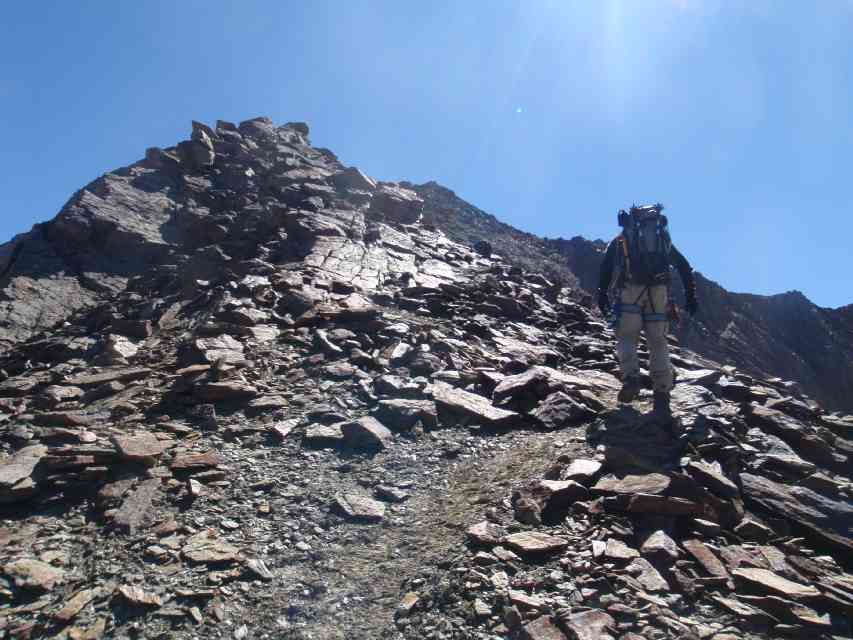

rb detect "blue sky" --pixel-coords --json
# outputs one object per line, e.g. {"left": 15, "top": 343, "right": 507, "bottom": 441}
{"left": 2, "top": 1, "right": 851, "bottom": 307}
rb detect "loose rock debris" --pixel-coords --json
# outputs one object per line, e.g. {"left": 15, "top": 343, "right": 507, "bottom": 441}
{"left": 0, "top": 117, "right": 848, "bottom": 639}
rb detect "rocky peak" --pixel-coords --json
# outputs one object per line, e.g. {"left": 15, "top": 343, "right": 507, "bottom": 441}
{"left": 0, "top": 117, "right": 849, "bottom": 639}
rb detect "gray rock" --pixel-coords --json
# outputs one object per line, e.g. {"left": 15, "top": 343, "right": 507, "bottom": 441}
{"left": 432, "top": 381, "right": 521, "bottom": 428}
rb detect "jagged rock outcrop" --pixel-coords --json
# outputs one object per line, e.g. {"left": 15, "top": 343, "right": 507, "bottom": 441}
{"left": 0, "top": 118, "right": 849, "bottom": 640}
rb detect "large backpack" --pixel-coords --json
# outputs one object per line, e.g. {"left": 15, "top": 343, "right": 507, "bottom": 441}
{"left": 617, "top": 204, "right": 672, "bottom": 286}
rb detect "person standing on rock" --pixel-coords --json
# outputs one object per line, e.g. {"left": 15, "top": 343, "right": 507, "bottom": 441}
{"left": 596, "top": 204, "right": 698, "bottom": 420}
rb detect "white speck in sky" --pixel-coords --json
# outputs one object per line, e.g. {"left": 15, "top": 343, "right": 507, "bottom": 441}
{"left": 516, "top": 107, "right": 524, "bottom": 114}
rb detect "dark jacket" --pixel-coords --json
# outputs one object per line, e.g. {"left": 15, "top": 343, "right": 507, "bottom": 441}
{"left": 597, "top": 235, "right": 695, "bottom": 293}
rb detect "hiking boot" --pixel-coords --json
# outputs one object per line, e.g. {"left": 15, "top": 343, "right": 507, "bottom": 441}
{"left": 652, "top": 392, "right": 672, "bottom": 421}
{"left": 617, "top": 375, "right": 642, "bottom": 403}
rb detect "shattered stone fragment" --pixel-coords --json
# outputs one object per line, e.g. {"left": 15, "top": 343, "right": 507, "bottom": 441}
{"left": 333, "top": 494, "right": 386, "bottom": 522}
{"left": 341, "top": 416, "right": 392, "bottom": 450}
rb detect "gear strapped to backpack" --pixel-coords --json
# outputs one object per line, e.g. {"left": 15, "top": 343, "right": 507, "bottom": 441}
{"left": 616, "top": 203, "right": 672, "bottom": 286}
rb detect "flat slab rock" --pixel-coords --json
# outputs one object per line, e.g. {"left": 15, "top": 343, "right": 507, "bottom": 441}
{"left": 112, "top": 433, "right": 171, "bottom": 463}
{"left": 194, "top": 381, "right": 258, "bottom": 401}
{"left": 562, "top": 458, "right": 602, "bottom": 483}
{"left": 740, "top": 472, "right": 853, "bottom": 553}
{"left": 732, "top": 567, "right": 821, "bottom": 599}
{"left": 333, "top": 494, "right": 386, "bottom": 522}
{"left": 504, "top": 531, "right": 569, "bottom": 555}
{"left": 64, "top": 367, "right": 151, "bottom": 386}
{"left": 304, "top": 423, "right": 345, "bottom": 444}
{"left": 194, "top": 335, "right": 245, "bottom": 363}
{"left": 170, "top": 452, "right": 223, "bottom": 471}
{"left": 431, "top": 381, "right": 520, "bottom": 427}
{"left": 182, "top": 530, "right": 241, "bottom": 564}
{"left": 3, "top": 558, "right": 65, "bottom": 592}
{"left": 592, "top": 473, "right": 670, "bottom": 495}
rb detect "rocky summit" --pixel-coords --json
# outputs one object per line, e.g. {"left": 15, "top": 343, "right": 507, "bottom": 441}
{"left": 0, "top": 117, "right": 850, "bottom": 640}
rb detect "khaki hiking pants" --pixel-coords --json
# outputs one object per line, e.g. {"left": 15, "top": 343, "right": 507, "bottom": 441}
{"left": 615, "top": 283, "right": 674, "bottom": 393}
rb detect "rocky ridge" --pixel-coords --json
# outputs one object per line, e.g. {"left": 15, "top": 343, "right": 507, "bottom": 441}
{"left": 0, "top": 118, "right": 848, "bottom": 639}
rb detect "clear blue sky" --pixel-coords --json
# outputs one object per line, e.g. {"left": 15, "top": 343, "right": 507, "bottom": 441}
{"left": 2, "top": 1, "right": 851, "bottom": 307}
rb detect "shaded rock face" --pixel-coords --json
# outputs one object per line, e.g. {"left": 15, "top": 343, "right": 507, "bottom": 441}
{"left": 0, "top": 117, "right": 849, "bottom": 640}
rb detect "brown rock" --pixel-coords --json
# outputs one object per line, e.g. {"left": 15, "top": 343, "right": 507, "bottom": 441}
{"left": 625, "top": 493, "right": 703, "bottom": 515}
{"left": 112, "top": 478, "right": 162, "bottom": 534}
{"left": 118, "top": 585, "right": 163, "bottom": 607}
{"left": 686, "top": 460, "right": 739, "bottom": 498}
{"left": 397, "top": 592, "right": 419, "bottom": 618}
{"left": 732, "top": 568, "right": 820, "bottom": 599}
{"left": 467, "top": 521, "right": 506, "bottom": 545}
{"left": 682, "top": 539, "right": 730, "bottom": 579}
{"left": 170, "top": 452, "right": 223, "bottom": 471}
{"left": 504, "top": 531, "right": 569, "bottom": 555}
{"left": 65, "top": 367, "right": 151, "bottom": 386}
{"left": 560, "top": 609, "right": 615, "bottom": 640}
{"left": 0, "top": 444, "right": 47, "bottom": 503}
{"left": 733, "top": 518, "right": 774, "bottom": 542}
{"left": 33, "top": 411, "right": 93, "bottom": 427}
{"left": 182, "top": 530, "right": 240, "bottom": 564}
{"left": 711, "top": 596, "right": 778, "bottom": 624}
{"left": 112, "top": 433, "right": 171, "bottom": 464}
{"left": 303, "top": 422, "right": 345, "bottom": 444}
{"left": 432, "top": 381, "right": 521, "bottom": 427}
{"left": 193, "top": 335, "right": 245, "bottom": 364}
{"left": 3, "top": 558, "right": 65, "bottom": 592}
{"left": 510, "top": 590, "right": 544, "bottom": 610}
{"left": 341, "top": 416, "right": 392, "bottom": 450}
{"left": 194, "top": 381, "right": 258, "bottom": 401}
{"left": 521, "top": 615, "right": 567, "bottom": 640}
{"left": 625, "top": 557, "right": 668, "bottom": 592}
{"left": 333, "top": 494, "right": 386, "bottom": 522}
{"left": 55, "top": 587, "right": 99, "bottom": 622}
{"left": 270, "top": 419, "right": 298, "bottom": 439}
{"left": 641, "top": 530, "right": 680, "bottom": 561}
{"left": 592, "top": 473, "right": 670, "bottom": 495}
{"left": 605, "top": 538, "right": 639, "bottom": 560}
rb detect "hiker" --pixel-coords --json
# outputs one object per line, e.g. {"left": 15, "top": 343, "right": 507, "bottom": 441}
{"left": 596, "top": 204, "right": 698, "bottom": 420}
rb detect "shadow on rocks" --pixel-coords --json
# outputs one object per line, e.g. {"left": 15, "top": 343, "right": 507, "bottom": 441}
{"left": 585, "top": 406, "right": 687, "bottom": 475}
